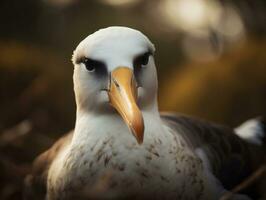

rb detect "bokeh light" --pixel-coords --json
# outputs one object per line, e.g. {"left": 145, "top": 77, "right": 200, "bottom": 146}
{"left": 158, "top": 0, "right": 246, "bottom": 62}
{"left": 159, "top": 0, "right": 222, "bottom": 32}
{"left": 100, "top": 0, "right": 140, "bottom": 7}
{"left": 213, "top": 6, "right": 245, "bottom": 42}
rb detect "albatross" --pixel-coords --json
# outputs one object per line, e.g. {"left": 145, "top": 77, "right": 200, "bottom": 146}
{"left": 24, "top": 26, "right": 266, "bottom": 200}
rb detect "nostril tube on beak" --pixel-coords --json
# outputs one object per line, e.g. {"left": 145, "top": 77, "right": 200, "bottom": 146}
{"left": 112, "top": 77, "right": 120, "bottom": 90}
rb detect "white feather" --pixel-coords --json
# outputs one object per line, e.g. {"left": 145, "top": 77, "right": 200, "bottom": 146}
{"left": 235, "top": 118, "right": 264, "bottom": 145}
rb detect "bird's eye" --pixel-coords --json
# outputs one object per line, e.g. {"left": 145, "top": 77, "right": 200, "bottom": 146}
{"left": 140, "top": 52, "right": 150, "bottom": 65}
{"left": 133, "top": 52, "right": 151, "bottom": 71}
{"left": 78, "top": 57, "right": 107, "bottom": 78}
{"left": 82, "top": 58, "right": 101, "bottom": 72}
{"left": 133, "top": 52, "right": 152, "bottom": 85}
{"left": 134, "top": 52, "right": 152, "bottom": 70}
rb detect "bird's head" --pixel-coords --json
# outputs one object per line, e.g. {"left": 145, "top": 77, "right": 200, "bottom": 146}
{"left": 72, "top": 26, "right": 158, "bottom": 144}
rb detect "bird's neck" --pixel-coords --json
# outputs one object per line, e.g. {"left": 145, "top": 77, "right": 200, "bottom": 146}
{"left": 71, "top": 104, "right": 163, "bottom": 148}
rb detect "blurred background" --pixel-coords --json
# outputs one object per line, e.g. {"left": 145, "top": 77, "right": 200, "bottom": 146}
{"left": 0, "top": 0, "right": 265, "bottom": 199}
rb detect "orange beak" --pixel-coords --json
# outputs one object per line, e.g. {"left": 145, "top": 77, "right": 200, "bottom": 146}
{"left": 108, "top": 67, "right": 144, "bottom": 144}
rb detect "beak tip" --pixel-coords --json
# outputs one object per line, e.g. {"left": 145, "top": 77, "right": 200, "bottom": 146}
{"left": 133, "top": 131, "right": 143, "bottom": 145}
{"left": 137, "top": 139, "right": 143, "bottom": 145}
{"left": 136, "top": 135, "right": 144, "bottom": 145}
{"left": 130, "top": 127, "right": 144, "bottom": 145}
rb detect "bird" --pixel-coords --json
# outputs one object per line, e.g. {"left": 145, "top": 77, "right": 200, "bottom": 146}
{"left": 24, "top": 26, "right": 266, "bottom": 200}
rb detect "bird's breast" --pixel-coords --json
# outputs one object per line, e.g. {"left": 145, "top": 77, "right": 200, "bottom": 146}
{"left": 48, "top": 131, "right": 210, "bottom": 200}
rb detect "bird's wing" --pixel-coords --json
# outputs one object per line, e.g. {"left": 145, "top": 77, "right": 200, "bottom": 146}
{"left": 24, "top": 131, "right": 73, "bottom": 200}
{"left": 160, "top": 113, "right": 264, "bottom": 190}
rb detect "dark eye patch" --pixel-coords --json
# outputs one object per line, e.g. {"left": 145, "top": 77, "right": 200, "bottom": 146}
{"left": 78, "top": 57, "right": 108, "bottom": 79}
{"left": 134, "top": 52, "right": 151, "bottom": 68}
{"left": 133, "top": 51, "right": 152, "bottom": 81}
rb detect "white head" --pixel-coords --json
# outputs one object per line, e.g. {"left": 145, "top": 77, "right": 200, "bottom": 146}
{"left": 72, "top": 26, "right": 158, "bottom": 144}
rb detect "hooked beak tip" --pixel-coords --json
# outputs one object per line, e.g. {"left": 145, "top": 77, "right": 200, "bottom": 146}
{"left": 130, "top": 126, "right": 144, "bottom": 145}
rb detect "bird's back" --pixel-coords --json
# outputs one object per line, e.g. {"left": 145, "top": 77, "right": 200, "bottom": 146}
{"left": 161, "top": 113, "right": 266, "bottom": 198}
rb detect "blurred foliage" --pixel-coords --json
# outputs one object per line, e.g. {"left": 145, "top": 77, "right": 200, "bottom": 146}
{"left": 0, "top": 0, "right": 265, "bottom": 199}
{"left": 160, "top": 39, "right": 266, "bottom": 125}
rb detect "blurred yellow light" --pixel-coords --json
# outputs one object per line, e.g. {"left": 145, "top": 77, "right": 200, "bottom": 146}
{"left": 160, "top": 0, "right": 221, "bottom": 32}
{"left": 214, "top": 7, "right": 245, "bottom": 41}
{"left": 100, "top": 0, "right": 139, "bottom": 6}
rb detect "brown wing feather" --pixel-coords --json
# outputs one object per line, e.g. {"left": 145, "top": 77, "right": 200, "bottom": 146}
{"left": 161, "top": 113, "right": 265, "bottom": 190}
{"left": 24, "top": 131, "right": 73, "bottom": 200}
